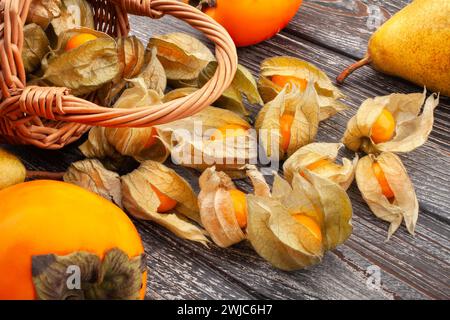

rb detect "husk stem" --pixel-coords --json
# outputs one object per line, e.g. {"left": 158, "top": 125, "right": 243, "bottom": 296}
{"left": 26, "top": 170, "right": 65, "bottom": 181}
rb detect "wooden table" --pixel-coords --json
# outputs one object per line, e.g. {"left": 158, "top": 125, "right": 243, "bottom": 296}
{"left": 4, "top": 0, "right": 449, "bottom": 299}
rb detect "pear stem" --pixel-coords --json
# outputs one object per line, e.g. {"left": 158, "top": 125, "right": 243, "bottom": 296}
{"left": 26, "top": 170, "right": 65, "bottom": 181}
{"left": 337, "top": 55, "right": 372, "bottom": 84}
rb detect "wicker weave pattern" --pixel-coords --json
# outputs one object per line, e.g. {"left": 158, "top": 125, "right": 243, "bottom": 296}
{"left": 0, "top": 0, "right": 237, "bottom": 149}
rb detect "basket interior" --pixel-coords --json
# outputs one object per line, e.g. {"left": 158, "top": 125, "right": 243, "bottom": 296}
{"left": 0, "top": 0, "right": 130, "bottom": 148}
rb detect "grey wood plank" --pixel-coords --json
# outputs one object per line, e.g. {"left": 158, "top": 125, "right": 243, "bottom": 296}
{"left": 288, "top": 0, "right": 412, "bottom": 59}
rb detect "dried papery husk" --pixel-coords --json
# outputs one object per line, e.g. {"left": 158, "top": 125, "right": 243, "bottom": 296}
{"left": 26, "top": 0, "right": 62, "bottom": 29}
{"left": 22, "top": 23, "right": 50, "bottom": 74}
{"left": 139, "top": 47, "right": 167, "bottom": 95}
{"left": 283, "top": 143, "right": 358, "bottom": 190}
{"left": 147, "top": 32, "right": 215, "bottom": 84}
{"left": 96, "top": 36, "right": 147, "bottom": 105}
{"left": 271, "top": 173, "right": 323, "bottom": 226}
{"left": 356, "top": 153, "right": 418, "bottom": 239}
{"left": 0, "top": 149, "right": 26, "bottom": 190}
{"left": 247, "top": 170, "right": 352, "bottom": 270}
{"left": 273, "top": 172, "right": 352, "bottom": 251}
{"left": 246, "top": 194, "right": 323, "bottom": 271}
{"left": 51, "top": 27, "right": 113, "bottom": 55}
{"left": 155, "top": 100, "right": 254, "bottom": 178}
{"left": 162, "top": 87, "right": 198, "bottom": 102}
{"left": 198, "top": 62, "right": 263, "bottom": 117}
{"left": 258, "top": 56, "right": 347, "bottom": 121}
{"left": 50, "top": 0, "right": 95, "bottom": 36}
{"left": 79, "top": 127, "right": 116, "bottom": 159}
{"left": 120, "top": 36, "right": 145, "bottom": 79}
{"left": 301, "top": 171, "right": 353, "bottom": 250}
{"left": 39, "top": 27, "right": 113, "bottom": 78}
{"left": 162, "top": 90, "right": 250, "bottom": 130}
{"left": 63, "top": 159, "right": 122, "bottom": 208}
{"left": 105, "top": 79, "right": 169, "bottom": 163}
{"left": 198, "top": 166, "right": 268, "bottom": 248}
{"left": 343, "top": 91, "right": 439, "bottom": 154}
{"left": 256, "top": 84, "right": 320, "bottom": 160}
{"left": 173, "top": 131, "right": 257, "bottom": 179}
{"left": 246, "top": 165, "right": 271, "bottom": 198}
{"left": 121, "top": 161, "right": 208, "bottom": 244}
{"left": 42, "top": 36, "right": 120, "bottom": 95}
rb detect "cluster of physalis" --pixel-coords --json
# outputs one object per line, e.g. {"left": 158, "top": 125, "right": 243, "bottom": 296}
{"left": 344, "top": 90, "right": 439, "bottom": 238}
{"left": 29, "top": 1, "right": 439, "bottom": 269}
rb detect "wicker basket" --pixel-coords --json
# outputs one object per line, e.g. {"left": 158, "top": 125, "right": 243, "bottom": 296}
{"left": 0, "top": 0, "right": 237, "bottom": 149}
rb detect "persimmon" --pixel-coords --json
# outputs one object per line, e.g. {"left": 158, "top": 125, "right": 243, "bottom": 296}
{"left": 0, "top": 180, "right": 146, "bottom": 300}
{"left": 372, "top": 162, "right": 395, "bottom": 199}
{"left": 150, "top": 184, "right": 178, "bottom": 213}
{"left": 271, "top": 75, "right": 308, "bottom": 91}
{"left": 229, "top": 189, "right": 248, "bottom": 229}
{"left": 188, "top": 0, "right": 303, "bottom": 47}
{"left": 292, "top": 214, "right": 323, "bottom": 242}
{"left": 65, "top": 33, "right": 98, "bottom": 51}
{"left": 210, "top": 124, "right": 249, "bottom": 141}
{"left": 145, "top": 127, "right": 159, "bottom": 148}
{"left": 280, "top": 114, "right": 295, "bottom": 152}
{"left": 371, "top": 109, "right": 396, "bottom": 144}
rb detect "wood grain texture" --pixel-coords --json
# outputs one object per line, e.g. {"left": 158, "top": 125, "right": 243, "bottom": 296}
{"left": 1, "top": 0, "right": 449, "bottom": 300}
{"left": 288, "top": 0, "right": 413, "bottom": 59}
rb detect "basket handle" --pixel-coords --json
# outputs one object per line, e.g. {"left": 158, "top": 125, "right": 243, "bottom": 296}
{"left": 21, "top": 0, "right": 238, "bottom": 128}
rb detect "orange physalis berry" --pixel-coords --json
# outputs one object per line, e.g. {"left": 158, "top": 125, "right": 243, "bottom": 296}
{"left": 371, "top": 109, "right": 396, "bottom": 144}
{"left": 150, "top": 184, "right": 178, "bottom": 213}
{"left": 280, "top": 114, "right": 295, "bottom": 152}
{"left": 372, "top": 161, "right": 395, "bottom": 200}
{"left": 229, "top": 189, "right": 248, "bottom": 229}
{"left": 271, "top": 75, "right": 308, "bottom": 91}
{"left": 65, "top": 33, "right": 98, "bottom": 51}
{"left": 210, "top": 124, "right": 248, "bottom": 141}
{"left": 292, "top": 214, "right": 323, "bottom": 242}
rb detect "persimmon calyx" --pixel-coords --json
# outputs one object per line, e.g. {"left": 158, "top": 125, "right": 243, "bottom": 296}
{"left": 189, "top": 0, "right": 216, "bottom": 10}
{"left": 32, "top": 248, "right": 146, "bottom": 300}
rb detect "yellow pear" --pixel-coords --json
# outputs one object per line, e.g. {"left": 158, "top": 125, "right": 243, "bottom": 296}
{"left": 337, "top": 0, "right": 450, "bottom": 97}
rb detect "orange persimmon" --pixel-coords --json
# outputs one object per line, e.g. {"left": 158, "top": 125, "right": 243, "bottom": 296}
{"left": 229, "top": 189, "right": 248, "bottom": 229}
{"left": 150, "top": 184, "right": 178, "bottom": 213}
{"left": 0, "top": 180, "right": 146, "bottom": 300}
{"left": 372, "top": 162, "right": 395, "bottom": 199}
{"left": 371, "top": 109, "right": 396, "bottom": 144}
{"left": 65, "top": 33, "right": 98, "bottom": 51}
{"left": 193, "top": 0, "right": 303, "bottom": 47}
